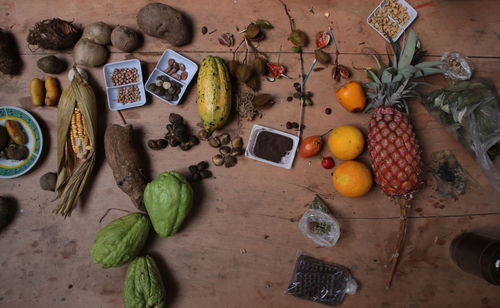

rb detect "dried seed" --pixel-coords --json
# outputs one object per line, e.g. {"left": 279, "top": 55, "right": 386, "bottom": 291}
{"left": 191, "top": 172, "right": 201, "bottom": 182}
{"left": 219, "top": 133, "right": 231, "bottom": 145}
{"left": 188, "top": 135, "right": 200, "bottom": 146}
{"left": 231, "top": 137, "right": 243, "bottom": 149}
{"left": 180, "top": 142, "right": 191, "bottom": 151}
{"left": 171, "top": 73, "right": 181, "bottom": 80}
{"left": 199, "top": 169, "right": 212, "bottom": 179}
{"left": 162, "top": 82, "right": 172, "bottom": 90}
{"left": 180, "top": 71, "right": 188, "bottom": 80}
{"left": 201, "top": 26, "right": 208, "bottom": 35}
{"left": 219, "top": 146, "right": 231, "bottom": 155}
{"left": 198, "top": 129, "right": 210, "bottom": 141}
{"left": 208, "top": 136, "right": 221, "bottom": 148}
{"left": 168, "top": 59, "right": 175, "bottom": 66}
{"left": 169, "top": 113, "right": 183, "bottom": 125}
{"left": 218, "top": 33, "right": 234, "bottom": 47}
{"left": 224, "top": 155, "right": 237, "bottom": 168}
{"left": 231, "top": 147, "right": 243, "bottom": 156}
{"left": 188, "top": 165, "right": 199, "bottom": 174}
{"left": 179, "top": 63, "right": 186, "bottom": 71}
{"left": 197, "top": 161, "right": 209, "bottom": 170}
{"left": 245, "top": 23, "right": 261, "bottom": 39}
{"left": 212, "top": 154, "right": 224, "bottom": 166}
{"left": 240, "top": 248, "right": 247, "bottom": 254}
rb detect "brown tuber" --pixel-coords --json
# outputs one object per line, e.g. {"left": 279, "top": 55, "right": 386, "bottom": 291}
{"left": 0, "top": 29, "right": 22, "bottom": 75}
{"left": 27, "top": 18, "right": 81, "bottom": 50}
{"left": 104, "top": 124, "right": 148, "bottom": 210}
{"left": 111, "top": 26, "right": 141, "bottom": 52}
{"left": 40, "top": 172, "right": 57, "bottom": 191}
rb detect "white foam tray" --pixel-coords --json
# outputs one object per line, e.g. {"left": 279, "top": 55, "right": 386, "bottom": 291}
{"left": 367, "top": 0, "right": 418, "bottom": 42}
{"left": 102, "top": 59, "right": 146, "bottom": 111}
{"left": 145, "top": 49, "right": 198, "bottom": 105}
{"left": 245, "top": 124, "right": 300, "bottom": 169}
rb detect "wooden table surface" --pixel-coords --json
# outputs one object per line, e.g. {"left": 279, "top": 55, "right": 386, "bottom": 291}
{"left": 1, "top": 0, "right": 500, "bottom": 307}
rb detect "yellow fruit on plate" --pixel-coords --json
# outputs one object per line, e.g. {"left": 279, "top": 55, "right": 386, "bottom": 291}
{"left": 327, "top": 125, "right": 365, "bottom": 160}
{"left": 333, "top": 160, "right": 373, "bottom": 197}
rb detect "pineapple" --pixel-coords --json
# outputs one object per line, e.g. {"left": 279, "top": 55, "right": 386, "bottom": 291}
{"left": 363, "top": 29, "right": 443, "bottom": 288}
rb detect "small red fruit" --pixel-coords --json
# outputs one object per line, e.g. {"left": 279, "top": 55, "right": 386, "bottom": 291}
{"left": 299, "top": 135, "right": 323, "bottom": 158}
{"left": 321, "top": 157, "right": 335, "bottom": 169}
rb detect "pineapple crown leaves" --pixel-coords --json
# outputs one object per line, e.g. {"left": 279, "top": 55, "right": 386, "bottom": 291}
{"left": 363, "top": 29, "right": 444, "bottom": 112}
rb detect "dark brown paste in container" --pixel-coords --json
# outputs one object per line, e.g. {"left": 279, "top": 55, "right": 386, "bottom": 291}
{"left": 253, "top": 131, "right": 293, "bottom": 163}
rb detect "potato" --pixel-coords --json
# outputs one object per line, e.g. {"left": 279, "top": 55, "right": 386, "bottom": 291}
{"left": 40, "top": 172, "right": 57, "bottom": 191}
{"left": 5, "top": 120, "right": 26, "bottom": 145}
{"left": 111, "top": 26, "right": 141, "bottom": 52}
{"left": 5, "top": 144, "right": 29, "bottom": 160}
{"left": 136, "top": 3, "right": 192, "bottom": 46}
{"left": 44, "top": 76, "right": 61, "bottom": 106}
{"left": 36, "top": 55, "right": 67, "bottom": 74}
{"left": 30, "top": 78, "right": 44, "bottom": 107}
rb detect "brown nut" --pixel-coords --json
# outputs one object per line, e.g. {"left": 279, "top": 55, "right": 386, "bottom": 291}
{"left": 219, "top": 146, "right": 231, "bottom": 155}
{"left": 219, "top": 133, "right": 231, "bottom": 145}
{"left": 198, "top": 129, "right": 210, "bottom": 141}
{"left": 208, "top": 136, "right": 221, "bottom": 148}
{"left": 224, "top": 155, "right": 237, "bottom": 168}
{"left": 231, "top": 147, "right": 243, "bottom": 156}
{"left": 231, "top": 137, "right": 243, "bottom": 149}
{"left": 212, "top": 154, "right": 224, "bottom": 166}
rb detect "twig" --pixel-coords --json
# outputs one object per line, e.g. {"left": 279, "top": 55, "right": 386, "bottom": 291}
{"left": 386, "top": 198, "right": 411, "bottom": 289}
{"left": 280, "top": 0, "right": 295, "bottom": 31}
{"left": 208, "top": 29, "right": 217, "bottom": 34}
{"left": 99, "top": 208, "right": 132, "bottom": 223}
{"left": 117, "top": 110, "right": 127, "bottom": 125}
{"left": 297, "top": 51, "right": 305, "bottom": 139}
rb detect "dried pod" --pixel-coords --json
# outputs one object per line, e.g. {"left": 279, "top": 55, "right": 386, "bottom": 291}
{"left": 219, "top": 133, "right": 231, "bottom": 145}
{"left": 218, "top": 33, "right": 234, "bottom": 47}
{"left": 208, "top": 136, "right": 221, "bottom": 148}
{"left": 188, "top": 135, "right": 200, "bottom": 146}
{"left": 174, "top": 127, "right": 189, "bottom": 143}
{"left": 170, "top": 138, "right": 180, "bottom": 147}
{"left": 316, "top": 31, "right": 331, "bottom": 49}
{"left": 199, "top": 169, "right": 212, "bottom": 179}
{"left": 337, "top": 64, "right": 351, "bottom": 79}
{"left": 197, "top": 161, "right": 209, "bottom": 170}
{"left": 253, "top": 57, "right": 267, "bottom": 76}
{"left": 212, "top": 154, "right": 224, "bottom": 166}
{"left": 198, "top": 129, "right": 210, "bottom": 141}
{"left": 245, "top": 23, "right": 261, "bottom": 39}
{"left": 231, "top": 147, "right": 243, "bottom": 156}
{"left": 314, "top": 49, "right": 331, "bottom": 65}
{"left": 169, "top": 113, "right": 183, "bottom": 125}
{"left": 249, "top": 31, "right": 265, "bottom": 42}
{"left": 224, "top": 155, "right": 237, "bottom": 168}
{"left": 253, "top": 93, "right": 273, "bottom": 107}
{"left": 236, "top": 64, "right": 253, "bottom": 83}
{"left": 188, "top": 165, "right": 199, "bottom": 174}
{"left": 288, "top": 29, "right": 308, "bottom": 47}
{"left": 148, "top": 139, "right": 167, "bottom": 150}
{"left": 253, "top": 19, "right": 273, "bottom": 29}
{"left": 219, "top": 146, "right": 231, "bottom": 155}
{"left": 231, "top": 137, "right": 243, "bottom": 149}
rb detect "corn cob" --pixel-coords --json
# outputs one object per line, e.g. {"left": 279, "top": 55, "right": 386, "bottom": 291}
{"left": 54, "top": 67, "right": 97, "bottom": 217}
{"left": 70, "top": 107, "right": 91, "bottom": 159}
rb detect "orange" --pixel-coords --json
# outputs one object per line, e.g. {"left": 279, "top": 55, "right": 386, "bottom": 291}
{"left": 327, "top": 125, "right": 365, "bottom": 160}
{"left": 335, "top": 81, "right": 366, "bottom": 112}
{"left": 333, "top": 161, "right": 373, "bottom": 197}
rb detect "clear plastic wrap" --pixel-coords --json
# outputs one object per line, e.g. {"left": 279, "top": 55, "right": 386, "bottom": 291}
{"left": 440, "top": 51, "right": 473, "bottom": 81}
{"left": 298, "top": 196, "right": 340, "bottom": 247}
{"left": 424, "top": 80, "right": 500, "bottom": 191}
{"left": 286, "top": 254, "right": 358, "bottom": 306}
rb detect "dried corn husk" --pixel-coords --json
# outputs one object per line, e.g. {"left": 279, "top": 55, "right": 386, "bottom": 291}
{"left": 54, "top": 67, "right": 97, "bottom": 217}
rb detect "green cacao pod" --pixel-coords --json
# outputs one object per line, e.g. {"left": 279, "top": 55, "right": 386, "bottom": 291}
{"left": 124, "top": 255, "right": 166, "bottom": 308}
{"left": 144, "top": 171, "right": 193, "bottom": 237}
{"left": 90, "top": 213, "right": 150, "bottom": 268}
{"left": 196, "top": 56, "right": 232, "bottom": 133}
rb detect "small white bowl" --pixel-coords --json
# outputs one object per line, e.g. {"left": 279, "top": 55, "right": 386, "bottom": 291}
{"left": 102, "top": 59, "right": 146, "bottom": 111}
{"left": 245, "top": 124, "right": 300, "bottom": 169}
{"left": 367, "top": 0, "right": 418, "bottom": 42}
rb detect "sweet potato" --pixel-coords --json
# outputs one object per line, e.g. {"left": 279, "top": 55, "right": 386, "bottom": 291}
{"left": 104, "top": 124, "right": 148, "bottom": 210}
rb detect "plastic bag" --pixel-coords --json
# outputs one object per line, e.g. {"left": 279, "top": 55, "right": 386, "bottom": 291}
{"left": 285, "top": 254, "right": 358, "bottom": 306}
{"left": 298, "top": 195, "right": 340, "bottom": 247}
{"left": 424, "top": 80, "right": 500, "bottom": 191}
{"left": 440, "top": 51, "right": 474, "bottom": 81}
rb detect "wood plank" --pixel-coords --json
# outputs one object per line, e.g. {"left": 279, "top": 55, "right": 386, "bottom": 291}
{"left": 1, "top": 0, "right": 500, "bottom": 307}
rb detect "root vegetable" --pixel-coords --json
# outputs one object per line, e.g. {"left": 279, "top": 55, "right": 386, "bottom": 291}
{"left": 27, "top": 18, "right": 81, "bottom": 50}
{"left": 40, "top": 172, "right": 57, "bottom": 191}
{"left": 137, "top": 3, "right": 192, "bottom": 46}
{"left": 104, "top": 124, "right": 148, "bottom": 210}
{"left": 37, "top": 55, "right": 67, "bottom": 74}
{"left": 44, "top": 76, "right": 61, "bottom": 106}
{"left": 82, "top": 22, "right": 113, "bottom": 45}
{"left": 5, "top": 120, "right": 26, "bottom": 145}
{"left": 0, "top": 29, "right": 21, "bottom": 75}
{"left": 73, "top": 38, "right": 109, "bottom": 67}
{"left": 5, "top": 144, "right": 29, "bottom": 160}
{"left": 111, "top": 26, "right": 140, "bottom": 52}
{"left": 30, "top": 78, "right": 44, "bottom": 107}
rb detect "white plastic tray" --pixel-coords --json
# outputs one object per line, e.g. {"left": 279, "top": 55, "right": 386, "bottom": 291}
{"left": 102, "top": 59, "right": 146, "bottom": 111}
{"left": 245, "top": 124, "right": 300, "bottom": 169}
{"left": 145, "top": 49, "right": 198, "bottom": 105}
{"left": 367, "top": 0, "right": 418, "bottom": 42}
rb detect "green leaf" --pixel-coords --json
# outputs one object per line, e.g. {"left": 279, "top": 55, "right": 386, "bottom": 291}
{"left": 414, "top": 61, "right": 445, "bottom": 69}
{"left": 398, "top": 29, "right": 418, "bottom": 69}
{"left": 253, "top": 19, "right": 273, "bottom": 29}
{"left": 414, "top": 67, "right": 443, "bottom": 78}
{"left": 381, "top": 68, "right": 394, "bottom": 83}
{"left": 367, "top": 69, "right": 381, "bottom": 83}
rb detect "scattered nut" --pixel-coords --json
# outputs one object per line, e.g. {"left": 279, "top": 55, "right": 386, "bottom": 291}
{"left": 197, "top": 161, "right": 209, "bottom": 170}
{"left": 231, "top": 147, "right": 243, "bottom": 156}
{"left": 219, "top": 146, "right": 231, "bottom": 155}
{"left": 231, "top": 137, "right": 243, "bottom": 149}
{"left": 208, "top": 136, "right": 221, "bottom": 148}
{"left": 199, "top": 169, "right": 212, "bottom": 179}
{"left": 224, "top": 155, "right": 237, "bottom": 168}
{"left": 219, "top": 133, "right": 231, "bottom": 145}
{"left": 212, "top": 154, "right": 224, "bottom": 166}
{"left": 198, "top": 129, "right": 210, "bottom": 141}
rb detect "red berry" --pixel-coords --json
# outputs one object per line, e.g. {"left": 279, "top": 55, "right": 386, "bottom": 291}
{"left": 286, "top": 122, "right": 293, "bottom": 129}
{"left": 325, "top": 108, "right": 332, "bottom": 115}
{"left": 287, "top": 96, "right": 293, "bottom": 102}
{"left": 321, "top": 157, "right": 335, "bottom": 169}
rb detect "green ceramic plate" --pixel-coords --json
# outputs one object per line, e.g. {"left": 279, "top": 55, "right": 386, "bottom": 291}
{"left": 0, "top": 106, "right": 43, "bottom": 178}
